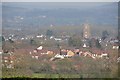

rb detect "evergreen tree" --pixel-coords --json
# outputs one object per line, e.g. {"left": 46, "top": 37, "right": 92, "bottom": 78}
{"left": 96, "top": 39, "right": 101, "bottom": 49}
{"left": 46, "top": 30, "right": 53, "bottom": 37}
{"left": 102, "top": 30, "right": 109, "bottom": 40}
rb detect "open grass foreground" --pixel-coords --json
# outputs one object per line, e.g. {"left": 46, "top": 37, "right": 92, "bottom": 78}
{"left": 1, "top": 73, "right": 119, "bottom": 79}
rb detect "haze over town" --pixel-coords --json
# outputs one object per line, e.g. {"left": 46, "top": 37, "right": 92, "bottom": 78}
{"left": 1, "top": 2, "right": 119, "bottom": 78}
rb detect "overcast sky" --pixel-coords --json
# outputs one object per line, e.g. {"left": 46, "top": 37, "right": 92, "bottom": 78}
{"left": 1, "top": 0, "right": 120, "bottom": 2}
{"left": 2, "top": 2, "right": 118, "bottom": 10}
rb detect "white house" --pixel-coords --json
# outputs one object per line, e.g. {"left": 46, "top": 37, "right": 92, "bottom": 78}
{"left": 54, "top": 38, "right": 62, "bottom": 41}
{"left": 37, "top": 46, "right": 43, "bottom": 50}
{"left": 113, "top": 45, "right": 119, "bottom": 49}
{"left": 83, "top": 43, "right": 87, "bottom": 48}
{"left": 36, "top": 35, "right": 44, "bottom": 38}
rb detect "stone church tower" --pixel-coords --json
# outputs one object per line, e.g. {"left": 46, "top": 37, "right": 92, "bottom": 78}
{"left": 83, "top": 23, "right": 91, "bottom": 39}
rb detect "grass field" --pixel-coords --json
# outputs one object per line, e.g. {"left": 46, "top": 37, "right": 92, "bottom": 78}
{"left": 32, "top": 74, "right": 81, "bottom": 78}
{"left": 2, "top": 73, "right": 109, "bottom": 78}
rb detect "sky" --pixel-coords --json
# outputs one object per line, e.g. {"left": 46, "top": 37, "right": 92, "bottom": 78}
{"left": 3, "top": 2, "right": 116, "bottom": 9}
{"left": 1, "top": 0, "right": 120, "bottom": 2}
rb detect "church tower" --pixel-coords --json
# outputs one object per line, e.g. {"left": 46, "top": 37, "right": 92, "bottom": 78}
{"left": 83, "top": 23, "right": 91, "bottom": 39}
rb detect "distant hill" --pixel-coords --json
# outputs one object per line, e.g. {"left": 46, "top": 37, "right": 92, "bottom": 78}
{"left": 2, "top": 2, "right": 118, "bottom": 29}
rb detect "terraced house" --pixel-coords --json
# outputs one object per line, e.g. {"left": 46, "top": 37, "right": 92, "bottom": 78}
{"left": 2, "top": 52, "right": 14, "bottom": 68}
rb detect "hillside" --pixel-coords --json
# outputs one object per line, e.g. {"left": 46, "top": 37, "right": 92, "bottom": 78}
{"left": 2, "top": 2, "right": 118, "bottom": 29}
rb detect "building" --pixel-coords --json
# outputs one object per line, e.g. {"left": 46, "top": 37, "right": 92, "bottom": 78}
{"left": 83, "top": 23, "right": 91, "bottom": 39}
{"left": 2, "top": 52, "right": 14, "bottom": 68}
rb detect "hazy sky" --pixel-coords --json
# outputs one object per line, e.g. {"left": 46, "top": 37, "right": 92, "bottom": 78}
{"left": 2, "top": 0, "right": 120, "bottom": 2}
{"left": 3, "top": 2, "right": 118, "bottom": 9}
